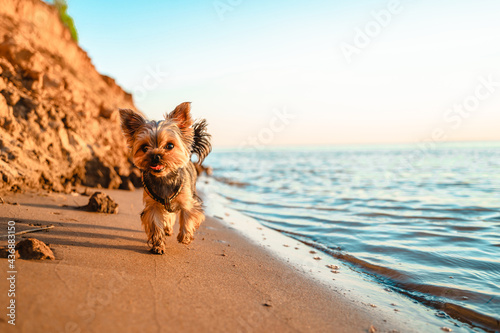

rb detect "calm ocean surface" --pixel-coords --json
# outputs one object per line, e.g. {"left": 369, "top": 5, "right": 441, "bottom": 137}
{"left": 204, "top": 142, "right": 500, "bottom": 332}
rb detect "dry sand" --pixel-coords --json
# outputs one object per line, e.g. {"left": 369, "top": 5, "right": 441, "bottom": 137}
{"left": 0, "top": 189, "right": 451, "bottom": 332}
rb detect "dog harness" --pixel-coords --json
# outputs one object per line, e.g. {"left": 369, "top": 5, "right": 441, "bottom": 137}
{"left": 141, "top": 173, "right": 183, "bottom": 213}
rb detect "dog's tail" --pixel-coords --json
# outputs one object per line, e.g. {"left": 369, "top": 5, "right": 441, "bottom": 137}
{"left": 191, "top": 119, "right": 212, "bottom": 164}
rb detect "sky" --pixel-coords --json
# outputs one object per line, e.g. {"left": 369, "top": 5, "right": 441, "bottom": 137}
{"left": 60, "top": 0, "right": 500, "bottom": 148}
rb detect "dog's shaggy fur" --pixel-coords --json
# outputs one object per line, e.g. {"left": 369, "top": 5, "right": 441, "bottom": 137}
{"left": 119, "top": 102, "right": 211, "bottom": 254}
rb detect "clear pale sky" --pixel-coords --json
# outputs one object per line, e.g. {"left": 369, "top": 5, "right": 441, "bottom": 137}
{"left": 60, "top": 0, "right": 500, "bottom": 147}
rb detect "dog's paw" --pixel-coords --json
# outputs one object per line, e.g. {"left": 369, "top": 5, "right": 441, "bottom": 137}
{"left": 149, "top": 245, "right": 165, "bottom": 255}
{"left": 164, "top": 227, "right": 173, "bottom": 236}
{"left": 177, "top": 232, "right": 193, "bottom": 245}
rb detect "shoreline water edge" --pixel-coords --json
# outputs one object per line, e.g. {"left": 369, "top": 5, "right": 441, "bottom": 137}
{"left": 199, "top": 178, "right": 487, "bottom": 332}
{"left": 0, "top": 186, "right": 472, "bottom": 332}
{"left": 200, "top": 142, "right": 500, "bottom": 332}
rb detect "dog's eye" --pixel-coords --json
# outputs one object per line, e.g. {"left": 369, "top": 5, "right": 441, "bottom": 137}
{"left": 141, "top": 145, "right": 148, "bottom": 153}
{"left": 165, "top": 143, "right": 174, "bottom": 150}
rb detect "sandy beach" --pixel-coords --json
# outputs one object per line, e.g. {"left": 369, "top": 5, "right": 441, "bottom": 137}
{"left": 0, "top": 187, "right": 459, "bottom": 333}
{"left": 1, "top": 1, "right": 498, "bottom": 332}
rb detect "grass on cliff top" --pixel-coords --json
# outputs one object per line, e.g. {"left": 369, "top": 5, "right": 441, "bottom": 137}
{"left": 51, "top": 0, "right": 79, "bottom": 43}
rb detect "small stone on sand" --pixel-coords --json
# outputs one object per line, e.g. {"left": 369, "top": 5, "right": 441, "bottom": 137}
{"left": 15, "top": 238, "right": 55, "bottom": 260}
{"left": 441, "top": 327, "right": 452, "bottom": 332}
{"left": 83, "top": 192, "right": 118, "bottom": 214}
{"left": 369, "top": 325, "right": 377, "bottom": 333}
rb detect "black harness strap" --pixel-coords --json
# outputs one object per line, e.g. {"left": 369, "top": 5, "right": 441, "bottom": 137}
{"left": 142, "top": 173, "right": 183, "bottom": 213}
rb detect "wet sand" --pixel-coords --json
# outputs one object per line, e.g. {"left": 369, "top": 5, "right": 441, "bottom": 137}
{"left": 0, "top": 189, "right": 452, "bottom": 332}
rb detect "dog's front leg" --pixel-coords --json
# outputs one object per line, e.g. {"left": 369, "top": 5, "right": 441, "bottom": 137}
{"left": 141, "top": 202, "right": 167, "bottom": 254}
{"left": 177, "top": 203, "right": 204, "bottom": 245}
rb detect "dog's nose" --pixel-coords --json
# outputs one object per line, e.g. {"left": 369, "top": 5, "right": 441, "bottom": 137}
{"left": 153, "top": 154, "right": 161, "bottom": 163}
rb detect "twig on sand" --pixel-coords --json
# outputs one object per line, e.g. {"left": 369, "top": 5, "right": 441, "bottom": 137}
{"left": 0, "top": 225, "right": 55, "bottom": 238}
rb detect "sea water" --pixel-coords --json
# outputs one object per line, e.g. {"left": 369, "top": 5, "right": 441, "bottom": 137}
{"left": 204, "top": 142, "right": 500, "bottom": 332}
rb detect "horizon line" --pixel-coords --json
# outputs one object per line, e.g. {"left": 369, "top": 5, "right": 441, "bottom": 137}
{"left": 211, "top": 139, "right": 500, "bottom": 151}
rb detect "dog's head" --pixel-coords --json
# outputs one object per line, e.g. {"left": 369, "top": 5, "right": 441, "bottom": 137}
{"left": 119, "top": 102, "right": 195, "bottom": 177}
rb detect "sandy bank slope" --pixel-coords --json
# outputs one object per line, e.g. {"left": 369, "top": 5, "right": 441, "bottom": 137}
{"left": 1, "top": 189, "right": 422, "bottom": 333}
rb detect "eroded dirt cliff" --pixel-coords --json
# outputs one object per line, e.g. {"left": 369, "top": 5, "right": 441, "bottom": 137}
{"left": 0, "top": 0, "right": 141, "bottom": 192}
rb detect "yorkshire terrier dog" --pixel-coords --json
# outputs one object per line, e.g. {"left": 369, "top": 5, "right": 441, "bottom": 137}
{"left": 119, "top": 102, "right": 211, "bottom": 254}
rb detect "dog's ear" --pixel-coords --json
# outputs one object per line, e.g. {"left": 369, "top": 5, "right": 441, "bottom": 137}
{"left": 166, "top": 102, "right": 193, "bottom": 129}
{"left": 119, "top": 109, "right": 146, "bottom": 147}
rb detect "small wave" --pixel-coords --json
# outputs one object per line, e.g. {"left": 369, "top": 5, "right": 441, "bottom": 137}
{"left": 240, "top": 210, "right": 348, "bottom": 229}
{"left": 452, "top": 225, "right": 488, "bottom": 232}
{"left": 222, "top": 195, "right": 346, "bottom": 212}
{"left": 436, "top": 182, "right": 473, "bottom": 187}
{"left": 419, "top": 206, "right": 498, "bottom": 213}
{"left": 442, "top": 303, "right": 500, "bottom": 333}
{"left": 213, "top": 176, "right": 250, "bottom": 188}
{"left": 356, "top": 212, "right": 465, "bottom": 221}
